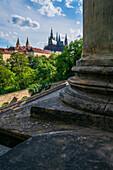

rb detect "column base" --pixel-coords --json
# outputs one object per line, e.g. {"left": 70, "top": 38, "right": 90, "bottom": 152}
{"left": 59, "top": 57, "right": 113, "bottom": 116}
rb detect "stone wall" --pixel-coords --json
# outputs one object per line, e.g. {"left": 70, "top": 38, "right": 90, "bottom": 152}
{"left": 51, "top": 81, "right": 68, "bottom": 88}
{"left": 0, "top": 89, "right": 31, "bottom": 107}
{"left": 0, "top": 81, "right": 68, "bottom": 108}
{"left": 27, "top": 51, "right": 51, "bottom": 58}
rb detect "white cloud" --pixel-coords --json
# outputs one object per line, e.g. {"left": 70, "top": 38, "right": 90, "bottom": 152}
{"left": 65, "top": 0, "right": 83, "bottom": 13}
{"left": 60, "top": 33, "right": 65, "bottom": 40}
{"left": 30, "top": 0, "right": 65, "bottom": 17}
{"left": 38, "top": 5, "right": 64, "bottom": 17}
{"left": 65, "top": 0, "right": 75, "bottom": 8}
{"left": 76, "top": 0, "right": 83, "bottom": 13}
{"left": 14, "top": 32, "right": 18, "bottom": 35}
{"left": 30, "top": 0, "right": 47, "bottom": 5}
{"left": 0, "top": 31, "right": 19, "bottom": 45}
{"left": 52, "top": 0, "right": 62, "bottom": 2}
{"left": 0, "top": 32, "right": 9, "bottom": 38}
{"left": 77, "top": 21, "right": 80, "bottom": 24}
{"left": 70, "top": 28, "right": 83, "bottom": 40}
{"left": 26, "top": 5, "right": 31, "bottom": 10}
{"left": 12, "top": 15, "right": 40, "bottom": 30}
{"left": 37, "top": 42, "right": 48, "bottom": 49}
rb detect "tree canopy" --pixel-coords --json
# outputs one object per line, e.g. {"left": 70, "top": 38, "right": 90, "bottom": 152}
{"left": 0, "top": 39, "right": 83, "bottom": 95}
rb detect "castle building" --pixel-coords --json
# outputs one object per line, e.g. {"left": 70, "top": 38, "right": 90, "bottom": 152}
{"left": 44, "top": 29, "right": 68, "bottom": 52}
{"left": 0, "top": 38, "right": 53, "bottom": 61}
{"left": 16, "top": 38, "right": 21, "bottom": 48}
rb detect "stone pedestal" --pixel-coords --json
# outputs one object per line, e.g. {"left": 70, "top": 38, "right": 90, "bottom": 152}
{"left": 60, "top": 0, "right": 113, "bottom": 116}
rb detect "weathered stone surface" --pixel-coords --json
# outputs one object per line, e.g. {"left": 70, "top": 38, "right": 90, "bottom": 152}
{"left": 0, "top": 89, "right": 31, "bottom": 107}
{"left": 0, "top": 87, "right": 79, "bottom": 139}
{"left": 72, "top": 66, "right": 113, "bottom": 76}
{"left": 83, "top": 0, "right": 113, "bottom": 57}
{"left": 0, "top": 145, "right": 10, "bottom": 156}
{"left": 60, "top": 87, "right": 113, "bottom": 116}
{"left": 31, "top": 95, "right": 113, "bottom": 131}
{"left": 0, "top": 130, "right": 113, "bottom": 170}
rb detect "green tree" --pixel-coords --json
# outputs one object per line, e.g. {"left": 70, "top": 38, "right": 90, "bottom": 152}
{"left": 48, "top": 53, "right": 56, "bottom": 66}
{"left": 0, "top": 66, "right": 16, "bottom": 93}
{"left": 29, "top": 55, "right": 47, "bottom": 69}
{"left": 34, "top": 60, "right": 56, "bottom": 82}
{"left": 55, "top": 39, "right": 83, "bottom": 81}
{"left": 7, "top": 52, "right": 29, "bottom": 74}
{"left": 0, "top": 50, "right": 5, "bottom": 66}
{"left": 16, "top": 66, "right": 35, "bottom": 89}
{"left": 28, "top": 55, "right": 35, "bottom": 68}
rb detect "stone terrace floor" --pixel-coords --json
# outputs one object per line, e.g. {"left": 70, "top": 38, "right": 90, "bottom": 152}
{"left": 0, "top": 87, "right": 78, "bottom": 137}
{"left": 1, "top": 86, "right": 113, "bottom": 169}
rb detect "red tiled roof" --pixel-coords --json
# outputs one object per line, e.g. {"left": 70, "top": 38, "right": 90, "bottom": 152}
{"left": 31, "top": 48, "right": 53, "bottom": 54}
{"left": 0, "top": 48, "right": 13, "bottom": 54}
{"left": 8, "top": 47, "right": 17, "bottom": 50}
{"left": 0, "top": 46, "right": 54, "bottom": 55}
{"left": 0, "top": 48, "right": 5, "bottom": 51}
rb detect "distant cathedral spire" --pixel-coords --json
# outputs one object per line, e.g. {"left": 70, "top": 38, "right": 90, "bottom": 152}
{"left": 56, "top": 32, "right": 58, "bottom": 42}
{"left": 45, "top": 28, "right": 68, "bottom": 52}
{"left": 59, "top": 34, "right": 61, "bottom": 41}
{"left": 26, "top": 37, "right": 30, "bottom": 48}
{"left": 16, "top": 38, "right": 21, "bottom": 48}
{"left": 50, "top": 28, "right": 53, "bottom": 39}
{"left": 65, "top": 34, "right": 68, "bottom": 46}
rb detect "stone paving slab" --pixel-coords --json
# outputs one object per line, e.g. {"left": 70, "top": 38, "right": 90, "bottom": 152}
{"left": 0, "top": 130, "right": 113, "bottom": 170}
{"left": 31, "top": 95, "right": 113, "bottom": 132}
{"left": 0, "top": 87, "right": 81, "bottom": 140}
{"left": 0, "top": 145, "right": 10, "bottom": 156}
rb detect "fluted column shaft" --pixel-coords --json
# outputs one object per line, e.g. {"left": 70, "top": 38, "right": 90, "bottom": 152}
{"left": 83, "top": 0, "right": 113, "bottom": 57}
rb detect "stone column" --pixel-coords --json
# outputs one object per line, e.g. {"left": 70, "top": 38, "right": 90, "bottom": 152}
{"left": 60, "top": 0, "right": 113, "bottom": 116}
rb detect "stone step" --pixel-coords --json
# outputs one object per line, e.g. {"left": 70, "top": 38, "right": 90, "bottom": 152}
{"left": 30, "top": 96, "right": 113, "bottom": 132}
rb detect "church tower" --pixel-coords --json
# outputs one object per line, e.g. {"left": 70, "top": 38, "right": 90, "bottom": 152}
{"left": 65, "top": 34, "right": 68, "bottom": 46}
{"left": 56, "top": 32, "right": 58, "bottom": 42}
{"left": 26, "top": 37, "right": 30, "bottom": 48}
{"left": 16, "top": 38, "right": 21, "bottom": 48}
{"left": 59, "top": 34, "right": 61, "bottom": 42}
{"left": 50, "top": 28, "right": 53, "bottom": 39}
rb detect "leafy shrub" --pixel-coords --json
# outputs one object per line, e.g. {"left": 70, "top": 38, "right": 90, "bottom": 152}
{"left": 29, "top": 82, "right": 51, "bottom": 95}
{"left": 0, "top": 86, "right": 20, "bottom": 95}
{"left": 21, "top": 96, "right": 28, "bottom": 100}
{"left": 2, "top": 102, "right": 8, "bottom": 107}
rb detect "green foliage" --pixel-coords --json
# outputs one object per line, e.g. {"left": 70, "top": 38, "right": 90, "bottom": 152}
{"left": 48, "top": 53, "right": 56, "bottom": 66}
{"left": 34, "top": 60, "right": 56, "bottom": 82}
{"left": 55, "top": 39, "right": 83, "bottom": 81}
{"left": 2, "top": 102, "right": 8, "bottom": 107}
{"left": 0, "top": 50, "right": 5, "bottom": 66}
{"left": 28, "top": 54, "right": 56, "bottom": 82}
{"left": 7, "top": 53, "right": 35, "bottom": 89}
{"left": 21, "top": 96, "right": 28, "bottom": 100}
{"left": 28, "top": 55, "right": 46, "bottom": 69}
{"left": 7, "top": 52, "right": 29, "bottom": 74}
{"left": 29, "top": 82, "right": 51, "bottom": 95}
{"left": 16, "top": 66, "right": 35, "bottom": 89}
{"left": 0, "top": 39, "right": 82, "bottom": 95}
{"left": 0, "top": 66, "right": 16, "bottom": 93}
{"left": 0, "top": 86, "right": 20, "bottom": 95}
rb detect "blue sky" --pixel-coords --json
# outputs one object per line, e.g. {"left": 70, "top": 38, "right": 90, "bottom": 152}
{"left": 0, "top": 0, "right": 83, "bottom": 49}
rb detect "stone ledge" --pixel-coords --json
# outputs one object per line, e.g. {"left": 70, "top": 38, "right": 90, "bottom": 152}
{"left": 0, "top": 82, "right": 68, "bottom": 114}
{"left": 30, "top": 96, "right": 113, "bottom": 132}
